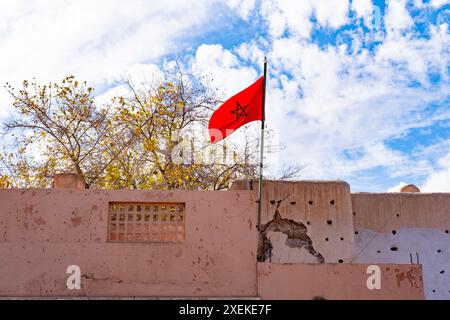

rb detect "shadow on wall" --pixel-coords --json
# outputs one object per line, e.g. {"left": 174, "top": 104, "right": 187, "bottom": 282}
{"left": 353, "top": 228, "right": 450, "bottom": 300}
{"left": 352, "top": 191, "right": 450, "bottom": 300}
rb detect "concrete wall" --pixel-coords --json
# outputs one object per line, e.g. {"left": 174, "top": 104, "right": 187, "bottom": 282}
{"left": 0, "top": 189, "right": 257, "bottom": 297}
{"left": 232, "top": 181, "right": 449, "bottom": 300}
{"left": 2, "top": 181, "right": 448, "bottom": 299}
{"left": 232, "top": 180, "right": 355, "bottom": 264}
{"left": 257, "top": 263, "right": 424, "bottom": 300}
{"left": 352, "top": 193, "right": 450, "bottom": 300}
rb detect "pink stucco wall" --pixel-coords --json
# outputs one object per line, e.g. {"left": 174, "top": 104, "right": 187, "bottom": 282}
{"left": 2, "top": 181, "right": 442, "bottom": 299}
{"left": 351, "top": 192, "right": 450, "bottom": 299}
{"left": 258, "top": 263, "right": 424, "bottom": 300}
{"left": 0, "top": 189, "right": 257, "bottom": 297}
{"left": 352, "top": 192, "right": 450, "bottom": 230}
{"left": 232, "top": 180, "right": 356, "bottom": 264}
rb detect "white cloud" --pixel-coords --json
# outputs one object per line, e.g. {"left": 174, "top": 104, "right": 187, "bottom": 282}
{"left": 352, "top": 0, "right": 373, "bottom": 17}
{"left": 351, "top": 0, "right": 374, "bottom": 27}
{"left": 225, "top": 0, "right": 256, "bottom": 20}
{"left": 385, "top": 0, "right": 414, "bottom": 32}
{"left": 375, "top": 23, "right": 449, "bottom": 85}
{"left": 236, "top": 39, "right": 267, "bottom": 66}
{"left": 431, "top": 0, "right": 450, "bottom": 8}
{"left": 123, "top": 64, "right": 165, "bottom": 88}
{"left": 255, "top": 8, "right": 449, "bottom": 180}
{"left": 260, "top": 0, "right": 314, "bottom": 39}
{"left": 422, "top": 148, "right": 450, "bottom": 192}
{"left": 422, "top": 168, "right": 450, "bottom": 192}
{"left": 387, "top": 182, "right": 408, "bottom": 192}
{"left": 190, "top": 44, "right": 258, "bottom": 97}
{"left": 413, "top": 0, "right": 449, "bottom": 8}
{"left": 259, "top": 0, "right": 350, "bottom": 39}
{"left": 314, "top": 0, "right": 350, "bottom": 29}
{"left": 92, "top": 63, "right": 164, "bottom": 109}
{"left": 0, "top": 0, "right": 222, "bottom": 117}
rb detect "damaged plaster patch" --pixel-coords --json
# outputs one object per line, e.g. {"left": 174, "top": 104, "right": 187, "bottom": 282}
{"left": 257, "top": 200, "right": 325, "bottom": 264}
{"left": 82, "top": 273, "right": 124, "bottom": 284}
{"left": 34, "top": 217, "right": 46, "bottom": 225}
{"left": 70, "top": 210, "right": 82, "bottom": 227}
{"left": 395, "top": 268, "right": 421, "bottom": 289}
{"left": 354, "top": 228, "right": 450, "bottom": 299}
{"left": 266, "top": 231, "right": 322, "bottom": 263}
{"left": 258, "top": 232, "right": 273, "bottom": 262}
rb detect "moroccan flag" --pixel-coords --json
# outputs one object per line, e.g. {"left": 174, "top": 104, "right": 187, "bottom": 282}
{"left": 208, "top": 76, "right": 264, "bottom": 143}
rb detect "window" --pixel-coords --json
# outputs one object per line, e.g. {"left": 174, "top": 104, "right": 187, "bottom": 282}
{"left": 108, "top": 202, "right": 185, "bottom": 243}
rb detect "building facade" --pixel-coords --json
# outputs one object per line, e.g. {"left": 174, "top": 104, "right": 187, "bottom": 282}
{"left": 1, "top": 178, "right": 448, "bottom": 299}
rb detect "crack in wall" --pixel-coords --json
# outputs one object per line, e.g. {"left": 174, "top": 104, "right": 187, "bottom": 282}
{"left": 257, "top": 199, "right": 325, "bottom": 264}
{"left": 82, "top": 273, "right": 124, "bottom": 284}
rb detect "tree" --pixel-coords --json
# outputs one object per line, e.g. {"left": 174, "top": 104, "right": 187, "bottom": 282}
{"left": 0, "top": 139, "right": 48, "bottom": 188}
{"left": 3, "top": 76, "right": 132, "bottom": 188}
{"left": 2, "top": 66, "right": 300, "bottom": 190}
{"left": 101, "top": 67, "right": 261, "bottom": 190}
{"left": 0, "top": 152, "right": 11, "bottom": 188}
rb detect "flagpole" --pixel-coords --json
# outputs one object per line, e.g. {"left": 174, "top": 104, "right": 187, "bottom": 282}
{"left": 257, "top": 57, "right": 267, "bottom": 228}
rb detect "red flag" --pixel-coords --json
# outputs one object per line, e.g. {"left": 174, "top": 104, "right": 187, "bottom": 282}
{"left": 208, "top": 76, "right": 264, "bottom": 143}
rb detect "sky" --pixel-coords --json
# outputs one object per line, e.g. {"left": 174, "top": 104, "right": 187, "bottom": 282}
{"left": 0, "top": 0, "right": 449, "bottom": 192}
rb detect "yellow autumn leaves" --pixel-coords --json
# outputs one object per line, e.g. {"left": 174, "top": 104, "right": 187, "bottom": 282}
{"left": 1, "top": 70, "right": 261, "bottom": 190}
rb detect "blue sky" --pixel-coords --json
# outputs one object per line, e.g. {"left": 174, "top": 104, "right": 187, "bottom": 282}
{"left": 0, "top": 0, "right": 449, "bottom": 192}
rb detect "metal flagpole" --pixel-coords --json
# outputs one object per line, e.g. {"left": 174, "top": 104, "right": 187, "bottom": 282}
{"left": 257, "top": 57, "right": 267, "bottom": 228}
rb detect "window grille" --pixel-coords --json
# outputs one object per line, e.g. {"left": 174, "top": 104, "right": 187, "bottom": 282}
{"left": 108, "top": 202, "right": 185, "bottom": 243}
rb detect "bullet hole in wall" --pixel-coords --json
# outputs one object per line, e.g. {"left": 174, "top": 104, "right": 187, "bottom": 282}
{"left": 340, "top": 237, "right": 344, "bottom": 241}
{"left": 377, "top": 250, "right": 381, "bottom": 253}
{"left": 290, "top": 201, "right": 296, "bottom": 205}
{"left": 433, "top": 290, "right": 436, "bottom": 293}
{"left": 338, "top": 259, "right": 344, "bottom": 263}
{"left": 325, "top": 237, "right": 329, "bottom": 242}
{"left": 327, "top": 220, "right": 333, "bottom": 225}
{"left": 308, "top": 201, "right": 314, "bottom": 205}
{"left": 396, "top": 214, "right": 400, "bottom": 218}
{"left": 353, "top": 212, "right": 356, "bottom": 216}
{"left": 390, "top": 246, "right": 398, "bottom": 251}
{"left": 392, "top": 230, "right": 397, "bottom": 235}
{"left": 330, "top": 200, "right": 335, "bottom": 205}
{"left": 446, "top": 230, "right": 449, "bottom": 234}
{"left": 307, "top": 221, "right": 311, "bottom": 225}
{"left": 270, "top": 200, "right": 275, "bottom": 205}
{"left": 437, "top": 249, "right": 442, "bottom": 253}
{"left": 440, "top": 270, "right": 445, "bottom": 274}
{"left": 355, "top": 231, "right": 358, "bottom": 235}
